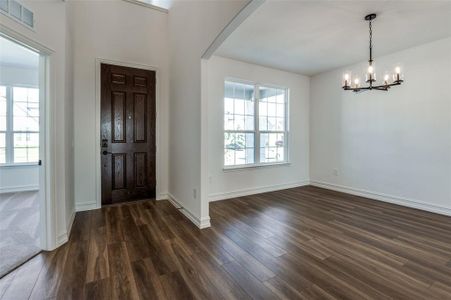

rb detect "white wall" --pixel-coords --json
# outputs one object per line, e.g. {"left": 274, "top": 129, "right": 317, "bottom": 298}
{"left": 0, "top": 65, "right": 40, "bottom": 193}
{"left": 310, "top": 37, "right": 451, "bottom": 215}
{"left": 206, "top": 56, "right": 310, "bottom": 201}
{"left": 168, "top": 0, "right": 247, "bottom": 227}
{"left": 0, "top": 0, "right": 73, "bottom": 249}
{"left": 71, "top": 0, "right": 170, "bottom": 211}
{"left": 0, "top": 165, "right": 39, "bottom": 193}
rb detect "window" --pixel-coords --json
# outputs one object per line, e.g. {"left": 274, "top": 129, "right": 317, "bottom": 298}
{"left": 0, "top": 85, "right": 39, "bottom": 164}
{"left": 0, "top": 0, "right": 34, "bottom": 28}
{"left": 224, "top": 80, "right": 288, "bottom": 168}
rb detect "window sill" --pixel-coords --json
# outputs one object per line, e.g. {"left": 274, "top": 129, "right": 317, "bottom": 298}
{"left": 223, "top": 161, "right": 291, "bottom": 172}
{"left": 0, "top": 163, "right": 40, "bottom": 168}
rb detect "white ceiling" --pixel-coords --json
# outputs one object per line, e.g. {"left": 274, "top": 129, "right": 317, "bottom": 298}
{"left": 0, "top": 35, "right": 39, "bottom": 69}
{"left": 216, "top": 1, "right": 451, "bottom": 76}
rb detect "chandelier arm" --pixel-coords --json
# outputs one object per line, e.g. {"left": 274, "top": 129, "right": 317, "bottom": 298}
{"left": 342, "top": 80, "right": 403, "bottom": 92}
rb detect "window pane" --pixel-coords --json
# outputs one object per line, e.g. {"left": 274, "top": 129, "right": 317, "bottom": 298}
{"left": 13, "top": 132, "right": 39, "bottom": 163}
{"left": 14, "top": 147, "right": 27, "bottom": 163}
{"left": 259, "top": 116, "right": 267, "bottom": 131}
{"left": 14, "top": 132, "right": 39, "bottom": 147}
{"left": 268, "top": 117, "right": 277, "bottom": 131}
{"left": 245, "top": 115, "right": 254, "bottom": 130}
{"left": 234, "top": 115, "right": 245, "bottom": 131}
{"left": 245, "top": 133, "right": 254, "bottom": 148}
{"left": 276, "top": 117, "right": 285, "bottom": 131}
{"left": 276, "top": 103, "right": 284, "bottom": 117}
{"left": 224, "top": 131, "right": 254, "bottom": 166}
{"left": 224, "top": 81, "right": 254, "bottom": 132}
{"left": 245, "top": 100, "right": 254, "bottom": 116}
{"left": 224, "top": 149, "right": 235, "bottom": 166}
{"left": 245, "top": 148, "right": 254, "bottom": 164}
{"left": 259, "top": 101, "right": 267, "bottom": 116}
{"left": 0, "top": 148, "right": 4, "bottom": 164}
{"left": 13, "top": 87, "right": 39, "bottom": 131}
{"left": 0, "top": 86, "right": 6, "bottom": 131}
{"left": 224, "top": 115, "right": 234, "bottom": 130}
{"left": 224, "top": 97, "right": 234, "bottom": 115}
{"left": 268, "top": 103, "right": 276, "bottom": 117}
{"left": 235, "top": 99, "right": 244, "bottom": 115}
{"left": 260, "top": 133, "right": 285, "bottom": 163}
{"left": 28, "top": 147, "right": 39, "bottom": 162}
{"left": 0, "top": 132, "right": 5, "bottom": 164}
{"left": 259, "top": 86, "right": 286, "bottom": 133}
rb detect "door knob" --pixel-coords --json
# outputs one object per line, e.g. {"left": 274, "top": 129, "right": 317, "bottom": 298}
{"left": 102, "top": 150, "right": 112, "bottom": 155}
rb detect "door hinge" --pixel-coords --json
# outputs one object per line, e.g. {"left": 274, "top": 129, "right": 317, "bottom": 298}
{"left": 38, "top": 159, "right": 42, "bottom": 166}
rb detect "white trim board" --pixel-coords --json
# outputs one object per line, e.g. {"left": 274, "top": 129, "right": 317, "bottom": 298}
{"left": 166, "top": 193, "right": 211, "bottom": 229}
{"left": 0, "top": 30, "right": 59, "bottom": 251}
{"left": 208, "top": 180, "right": 310, "bottom": 202}
{"left": 56, "top": 210, "right": 76, "bottom": 248}
{"left": 75, "top": 202, "right": 98, "bottom": 212}
{"left": 310, "top": 180, "right": 451, "bottom": 217}
{"left": 0, "top": 185, "right": 39, "bottom": 194}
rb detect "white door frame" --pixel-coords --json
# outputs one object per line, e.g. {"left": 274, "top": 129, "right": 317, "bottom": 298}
{"left": 0, "top": 26, "right": 56, "bottom": 251}
{"left": 94, "top": 58, "right": 162, "bottom": 208}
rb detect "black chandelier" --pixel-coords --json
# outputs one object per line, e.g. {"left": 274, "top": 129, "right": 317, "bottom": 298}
{"left": 342, "top": 14, "right": 403, "bottom": 92}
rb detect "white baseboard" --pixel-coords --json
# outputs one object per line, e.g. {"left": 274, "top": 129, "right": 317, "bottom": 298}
{"left": 76, "top": 202, "right": 99, "bottom": 212}
{"left": 0, "top": 185, "right": 39, "bottom": 194}
{"left": 310, "top": 180, "right": 451, "bottom": 217}
{"left": 157, "top": 192, "right": 168, "bottom": 201}
{"left": 66, "top": 210, "right": 76, "bottom": 240}
{"left": 55, "top": 209, "right": 76, "bottom": 247}
{"left": 56, "top": 232, "right": 68, "bottom": 248}
{"left": 166, "top": 193, "right": 211, "bottom": 229}
{"left": 208, "top": 180, "right": 310, "bottom": 202}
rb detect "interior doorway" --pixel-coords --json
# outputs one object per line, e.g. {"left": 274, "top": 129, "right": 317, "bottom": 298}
{"left": 0, "top": 34, "right": 44, "bottom": 277}
{"left": 100, "top": 63, "right": 156, "bottom": 205}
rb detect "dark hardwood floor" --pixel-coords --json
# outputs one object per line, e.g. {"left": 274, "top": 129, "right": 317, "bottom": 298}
{"left": 1, "top": 185, "right": 451, "bottom": 299}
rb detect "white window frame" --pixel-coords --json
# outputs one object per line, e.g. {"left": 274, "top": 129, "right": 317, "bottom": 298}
{"left": 0, "top": 84, "right": 40, "bottom": 166}
{"left": 223, "top": 78, "right": 290, "bottom": 170}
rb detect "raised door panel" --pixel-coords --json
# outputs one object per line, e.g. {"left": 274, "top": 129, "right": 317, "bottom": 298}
{"left": 112, "top": 153, "right": 127, "bottom": 190}
{"left": 134, "top": 76, "right": 147, "bottom": 87}
{"left": 134, "top": 152, "right": 147, "bottom": 188}
{"left": 112, "top": 92, "right": 126, "bottom": 143}
{"left": 111, "top": 73, "right": 126, "bottom": 85}
{"left": 133, "top": 93, "right": 147, "bottom": 143}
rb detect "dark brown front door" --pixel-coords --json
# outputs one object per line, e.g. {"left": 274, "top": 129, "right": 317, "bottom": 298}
{"left": 101, "top": 63, "right": 156, "bottom": 205}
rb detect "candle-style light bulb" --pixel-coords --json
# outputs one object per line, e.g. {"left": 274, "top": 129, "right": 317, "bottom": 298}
{"left": 368, "top": 65, "right": 374, "bottom": 74}
{"left": 354, "top": 78, "right": 360, "bottom": 87}
{"left": 394, "top": 66, "right": 401, "bottom": 82}
{"left": 384, "top": 74, "right": 389, "bottom": 84}
{"left": 343, "top": 73, "right": 351, "bottom": 87}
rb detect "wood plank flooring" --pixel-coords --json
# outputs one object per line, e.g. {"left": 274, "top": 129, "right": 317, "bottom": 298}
{"left": 1, "top": 185, "right": 451, "bottom": 299}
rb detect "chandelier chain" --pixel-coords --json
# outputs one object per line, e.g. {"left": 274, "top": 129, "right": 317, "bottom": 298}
{"left": 369, "top": 19, "right": 373, "bottom": 63}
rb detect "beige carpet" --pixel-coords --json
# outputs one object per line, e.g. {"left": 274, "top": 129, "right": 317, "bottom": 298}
{"left": 0, "top": 191, "right": 40, "bottom": 278}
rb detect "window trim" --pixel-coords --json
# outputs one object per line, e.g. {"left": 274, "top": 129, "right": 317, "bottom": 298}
{"left": 0, "top": 84, "right": 40, "bottom": 166}
{"left": 223, "top": 78, "right": 290, "bottom": 170}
